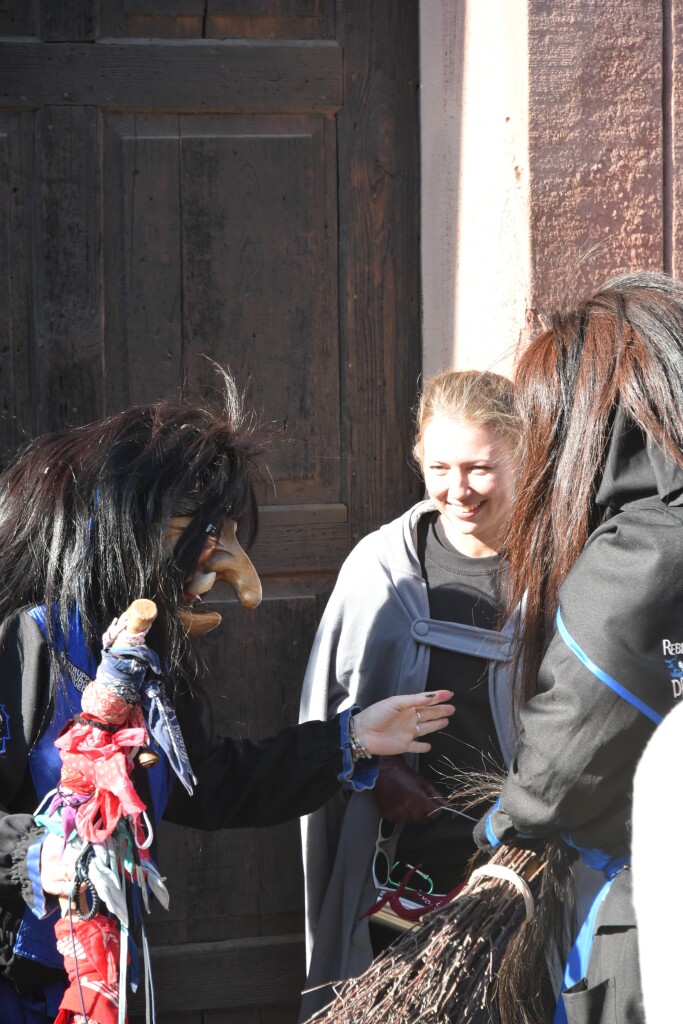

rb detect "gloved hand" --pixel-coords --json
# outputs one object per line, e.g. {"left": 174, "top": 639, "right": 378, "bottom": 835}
{"left": 473, "top": 810, "right": 496, "bottom": 853}
{"left": 372, "top": 755, "right": 448, "bottom": 823}
{"left": 473, "top": 805, "right": 550, "bottom": 854}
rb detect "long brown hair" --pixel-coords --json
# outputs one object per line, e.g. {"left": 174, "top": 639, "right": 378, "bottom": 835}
{"left": 507, "top": 271, "right": 683, "bottom": 705}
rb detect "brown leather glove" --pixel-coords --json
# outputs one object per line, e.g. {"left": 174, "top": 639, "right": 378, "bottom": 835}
{"left": 372, "top": 755, "right": 448, "bottom": 824}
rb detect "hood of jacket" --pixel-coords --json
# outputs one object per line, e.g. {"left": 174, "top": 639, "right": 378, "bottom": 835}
{"left": 594, "top": 403, "right": 683, "bottom": 514}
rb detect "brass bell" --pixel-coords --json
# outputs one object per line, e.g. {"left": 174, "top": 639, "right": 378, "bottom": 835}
{"left": 137, "top": 748, "right": 160, "bottom": 769}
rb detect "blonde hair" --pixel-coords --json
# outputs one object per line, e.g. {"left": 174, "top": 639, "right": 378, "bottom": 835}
{"left": 413, "top": 369, "right": 521, "bottom": 463}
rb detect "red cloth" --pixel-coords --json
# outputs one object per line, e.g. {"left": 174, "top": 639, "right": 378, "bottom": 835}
{"left": 81, "top": 680, "right": 131, "bottom": 726}
{"left": 56, "top": 721, "right": 148, "bottom": 843}
{"left": 54, "top": 914, "right": 122, "bottom": 1024}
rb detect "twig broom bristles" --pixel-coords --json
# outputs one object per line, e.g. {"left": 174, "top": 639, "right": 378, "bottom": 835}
{"left": 308, "top": 845, "right": 548, "bottom": 1024}
{"left": 307, "top": 768, "right": 576, "bottom": 1024}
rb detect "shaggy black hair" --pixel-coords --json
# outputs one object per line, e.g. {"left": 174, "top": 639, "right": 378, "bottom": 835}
{"left": 0, "top": 369, "right": 260, "bottom": 688}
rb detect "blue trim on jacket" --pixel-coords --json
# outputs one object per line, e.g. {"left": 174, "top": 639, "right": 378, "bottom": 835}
{"left": 484, "top": 797, "right": 502, "bottom": 847}
{"left": 556, "top": 608, "right": 662, "bottom": 725}
{"left": 337, "top": 708, "right": 379, "bottom": 791}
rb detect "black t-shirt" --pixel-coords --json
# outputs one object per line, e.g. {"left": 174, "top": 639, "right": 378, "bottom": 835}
{"left": 394, "top": 512, "right": 505, "bottom": 892}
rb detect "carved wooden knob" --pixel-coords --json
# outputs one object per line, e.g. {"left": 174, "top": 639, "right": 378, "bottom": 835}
{"left": 125, "top": 599, "right": 157, "bottom": 635}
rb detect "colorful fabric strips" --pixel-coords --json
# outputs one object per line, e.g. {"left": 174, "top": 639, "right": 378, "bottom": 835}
{"left": 40, "top": 606, "right": 179, "bottom": 1024}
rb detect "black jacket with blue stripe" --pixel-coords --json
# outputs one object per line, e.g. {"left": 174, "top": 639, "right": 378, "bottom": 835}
{"left": 486, "top": 411, "right": 683, "bottom": 855}
{"left": 488, "top": 496, "right": 682, "bottom": 855}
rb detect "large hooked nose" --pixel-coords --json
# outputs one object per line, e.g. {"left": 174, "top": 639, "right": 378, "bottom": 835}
{"left": 202, "top": 520, "right": 262, "bottom": 609}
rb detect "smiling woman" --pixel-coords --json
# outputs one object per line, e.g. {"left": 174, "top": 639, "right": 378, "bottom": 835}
{"left": 0, "top": 369, "right": 454, "bottom": 1024}
{"left": 299, "top": 369, "right": 522, "bottom": 1021}
{"left": 421, "top": 417, "right": 517, "bottom": 558}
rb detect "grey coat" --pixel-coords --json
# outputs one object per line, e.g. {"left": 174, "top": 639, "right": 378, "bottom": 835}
{"left": 298, "top": 501, "right": 518, "bottom": 1020}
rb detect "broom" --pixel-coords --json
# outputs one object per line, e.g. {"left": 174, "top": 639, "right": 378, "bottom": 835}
{"left": 308, "top": 773, "right": 575, "bottom": 1024}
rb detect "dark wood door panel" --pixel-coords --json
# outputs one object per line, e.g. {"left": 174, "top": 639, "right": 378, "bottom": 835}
{"left": 102, "top": 0, "right": 206, "bottom": 42}
{"left": 0, "top": 112, "right": 35, "bottom": 462}
{"left": 0, "top": 105, "right": 103, "bottom": 448}
{"left": 102, "top": 113, "right": 340, "bottom": 505}
{"left": 0, "top": 40, "right": 343, "bottom": 113}
{"left": 34, "top": 105, "right": 103, "bottom": 432}
{"left": 0, "top": 0, "right": 334, "bottom": 42}
{"left": 0, "top": 2, "right": 420, "bottom": 1019}
{"left": 99, "top": 0, "right": 334, "bottom": 41}
{"left": 0, "top": 1, "right": 39, "bottom": 36}
{"left": 151, "top": 818, "right": 304, "bottom": 945}
{"left": 250, "top": 504, "right": 349, "bottom": 578}
{"left": 129, "top": 935, "right": 305, "bottom": 1019}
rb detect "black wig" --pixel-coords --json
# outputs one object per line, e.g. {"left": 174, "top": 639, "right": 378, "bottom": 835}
{"left": 0, "top": 369, "right": 260, "bottom": 687}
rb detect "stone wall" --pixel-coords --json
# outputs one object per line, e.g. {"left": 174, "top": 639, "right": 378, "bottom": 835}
{"left": 420, "top": 0, "right": 674, "bottom": 373}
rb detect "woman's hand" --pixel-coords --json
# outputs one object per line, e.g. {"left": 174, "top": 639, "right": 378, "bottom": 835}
{"left": 353, "top": 690, "right": 455, "bottom": 756}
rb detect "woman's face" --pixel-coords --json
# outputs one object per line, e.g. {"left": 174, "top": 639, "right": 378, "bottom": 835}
{"left": 421, "top": 416, "right": 516, "bottom": 558}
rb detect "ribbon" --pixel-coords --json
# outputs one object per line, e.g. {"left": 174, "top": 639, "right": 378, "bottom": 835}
{"left": 142, "top": 680, "right": 196, "bottom": 795}
{"left": 55, "top": 722, "right": 148, "bottom": 844}
{"left": 47, "top": 609, "right": 188, "bottom": 1024}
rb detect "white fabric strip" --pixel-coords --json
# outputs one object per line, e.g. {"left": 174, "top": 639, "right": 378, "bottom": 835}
{"left": 468, "top": 863, "right": 535, "bottom": 922}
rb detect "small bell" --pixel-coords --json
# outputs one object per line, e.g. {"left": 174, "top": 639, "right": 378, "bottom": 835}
{"left": 137, "top": 747, "right": 160, "bottom": 769}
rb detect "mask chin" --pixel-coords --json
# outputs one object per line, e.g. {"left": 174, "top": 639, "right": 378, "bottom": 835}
{"left": 178, "top": 607, "right": 223, "bottom": 637}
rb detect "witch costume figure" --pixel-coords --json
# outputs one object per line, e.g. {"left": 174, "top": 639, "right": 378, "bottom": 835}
{"left": 0, "top": 370, "right": 454, "bottom": 1024}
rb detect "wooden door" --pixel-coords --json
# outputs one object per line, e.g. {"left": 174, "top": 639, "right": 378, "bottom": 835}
{"left": 0, "top": 2, "right": 420, "bottom": 1019}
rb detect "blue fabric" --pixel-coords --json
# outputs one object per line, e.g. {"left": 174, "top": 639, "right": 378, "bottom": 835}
{"left": 25, "top": 833, "right": 56, "bottom": 920}
{"left": 556, "top": 608, "right": 662, "bottom": 725}
{"left": 26, "top": 606, "right": 94, "bottom": 800}
{"left": 552, "top": 849, "right": 632, "bottom": 1023}
{"left": 142, "top": 678, "right": 196, "bottom": 796}
{"left": 337, "top": 708, "right": 379, "bottom": 791}
{"left": 14, "top": 907, "right": 62, "bottom": 971}
{"left": 0, "top": 977, "right": 65, "bottom": 1023}
{"left": 484, "top": 797, "right": 502, "bottom": 847}
{"left": 0, "top": 700, "right": 11, "bottom": 754}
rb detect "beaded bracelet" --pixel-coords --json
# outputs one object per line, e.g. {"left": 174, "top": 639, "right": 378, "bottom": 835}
{"left": 348, "top": 712, "right": 372, "bottom": 761}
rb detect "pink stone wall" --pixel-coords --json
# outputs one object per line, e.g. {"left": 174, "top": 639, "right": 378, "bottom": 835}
{"left": 528, "top": 0, "right": 665, "bottom": 314}
{"left": 671, "top": 1, "right": 683, "bottom": 277}
{"left": 419, "top": 0, "right": 678, "bottom": 372}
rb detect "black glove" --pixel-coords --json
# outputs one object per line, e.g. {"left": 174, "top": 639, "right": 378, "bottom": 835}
{"left": 473, "top": 812, "right": 495, "bottom": 853}
{"left": 372, "top": 755, "right": 448, "bottom": 824}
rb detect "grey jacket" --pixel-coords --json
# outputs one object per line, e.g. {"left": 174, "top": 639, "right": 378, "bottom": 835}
{"left": 298, "top": 501, "right": 518, "bottom": 1020}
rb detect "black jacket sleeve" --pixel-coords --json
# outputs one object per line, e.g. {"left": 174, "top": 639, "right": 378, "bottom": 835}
{"left": 0, "top": 613, "right": 59, "bottom": 992}
{"left": 164, "top": 686, "right": 344, "bottom": 830}
{"left": 0, "top": 613, "right": 51, "bottom": 905}
{"left": 487, "top": 505, "right": 679, "bottom": 856}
